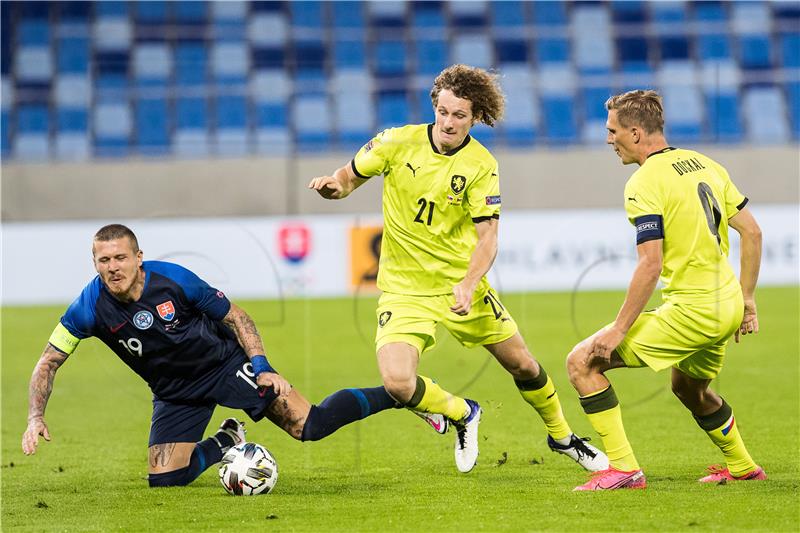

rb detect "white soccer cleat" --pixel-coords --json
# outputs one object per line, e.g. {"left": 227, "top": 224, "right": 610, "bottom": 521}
{"left": 453, "top": 399, "right": 482, "bottom": 473}
{"left": 411, "top": 410, "right": 449, "bottom": 434}
{"left": 547, "top": 434, "right": 609, "bottom": 472}
{"left": 218, "top": 418, "right": 247, "bottom": 452}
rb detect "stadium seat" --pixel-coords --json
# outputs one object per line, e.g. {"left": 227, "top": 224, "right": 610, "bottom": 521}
{"left": 175, "top": 42, "right": 208, "bottom": 86}
{"left": 739, "top": 35, "right": 773, "bottom": 71}
{"left": 705, "top": 93, "right": 743, "bottom": 142}
{"left": 332, "top": 1, "right": 366, "bottom": 31}
{"left": 14, "top": 133, "right": 50, "bottom": 159}
{"left": 93, "top": 16, "right": 131, "bottom": 51}
{"left": 334, "top": 38, "right": 366, "bottom": 69}
{"left": 16, "top": 104, "right": 49, "bottom": 134}
{"left": 54, "top": 131, "right": 90, "bottom": 160}
{"left": 176, "top": 97, "right": 208, "bottom": 130}
{"left": 294, "top": 94, "right": 332, "bottom": 150}
{"left": 248, "top": 12, "right": 288, "bottom": 47}
{"left": 332, "top": 69, "right": 374, "bottom": 143}
{"left": 450, "top": 0, "right": 488, "bottom": 29}
{"left": 785, "top": 82, "right": 800, "bottom": 139}
{"left": 55, "top": 74, "right": 91, "bottom": 109}
{"left": 532, "top": 1, "right": 567, "bottom": 26}
{"left": 15, "top": 46, "right": 53, "bottom": 82}
{"left": 251, "top": 69, "right": 292, "bottom": 103}
{"left": 256, "top": 102, "right": 288, "bottom": 128}
{"left": 415, "top": 39, "right": 447, "bottom": 75}
{"left": 93, "top": 102, "right": 131, "bottom": 156}
{"left": 491, "top": 1, "right": 528, "bottom": 28}
{"left": 697, "top": 34, "right": 732, "bottom": 61}
{"left": 536, "top": 38, "right": 570, "bottom": 64}
{"left": 18, "top": 20, "right": 50, "bottom": 46}
{"left": 659, "top": 61, "right": 703, "bottom": 141}
{"left": 211, "top": 0, "right": 247, "bottom": 41}
{"left": 693, "top": 1, "right": 727, "bottom": 22}
{"left": 255, "top": 127, "right": 291, "bottom": 154}
{"left": 377, "top": 92, "right": 410, "bottom": 129}
{"left": 742, "top": 86, "right": 791, "bottom": 143}
{"left": 135, "top": 97, "right": 170, "bottom": 153}
{"left": 57, "top": 108, "right": 88, "bottom": 132}
{"left": 174, "top": 1, "right": 207, "bottom": 24}
{"left": 57, "top": 37, "right": 90, "bottom": 73}
{"left": 452, "top": 35, "right": 492, "bottom": 69}
{"left": 375, "top": 39, "right": 406, "bottom": 77}
{"left": 412, "top": 1, "right": 446, "bottom": 31}
{"left": 541, "top": 97, "right": 576, "bottom": 143}
{"left": 212, "top": 41, "right": 249, "bottom": 84}
{"left": 781, "top": 34, "right": 800, "bottom": 68}
{"left": 574, "top": 5, "right": 614, "bottom": 74}
{"left": 495, "top": 38, "right": 529, "bottom": 65}
{"left": 133, "top": 43, "right": 171, "bottom": 87}
{"left": 174, "top": 129, "right": 211, "bottom": 157}
{"left": 369, "top": 0, "right": 406, "bottom": 29}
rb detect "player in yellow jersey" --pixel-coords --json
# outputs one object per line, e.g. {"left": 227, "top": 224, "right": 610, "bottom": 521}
{"left": 567, "top": 89, "right": 766, "bottom": 491}
{"left": 309, "top": 64, "right": 607, "bottom": 473}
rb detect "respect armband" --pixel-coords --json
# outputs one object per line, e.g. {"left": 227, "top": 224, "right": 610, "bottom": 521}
{"left": 250, "top": 355, "right": 272, "bottom": 377}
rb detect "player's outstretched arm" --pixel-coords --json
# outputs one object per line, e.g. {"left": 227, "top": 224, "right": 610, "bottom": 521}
{"left": 308, "top": 163, "right": 367, "bottom": 200}
{"left": 22, "top": 344, "right": 69, "bottom": 455}
{"left": 451, "top": 218, "right": 499, "bottom": 316}
{"left": 222, "top": 303, "right": 292, "bottom": 396}
{"left": 728, "top": 207, "right": 762, "bottom": 342}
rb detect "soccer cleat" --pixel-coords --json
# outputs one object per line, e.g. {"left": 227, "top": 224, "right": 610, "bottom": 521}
{"left": 217, "top": 418, "right": 247, "bottom": 452}
{"left": 573, "top": 467, "right": 647, "bottom": 491}
{"left": 698, "top": 464, "right": 767, "bottom": 483}
{"left": 411, "top": 410, "right": 449, "bottom": 435}
{"left": 453, "top": 399, "right": 482, "bottom": 473}
{"left": 547, "top": 434, "right": 609, "bottom": 472}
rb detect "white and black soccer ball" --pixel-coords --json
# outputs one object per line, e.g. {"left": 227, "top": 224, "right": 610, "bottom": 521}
{"left": 218, "top": 442, "right": 278, "bottom": 496}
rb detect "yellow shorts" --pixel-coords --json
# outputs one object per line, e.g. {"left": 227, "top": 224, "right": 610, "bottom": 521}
{"left": 375, "top": 279, "right": 518, "bottom": 355}
{"left": 615, "top": 296, "right": 744, "bottom": 380}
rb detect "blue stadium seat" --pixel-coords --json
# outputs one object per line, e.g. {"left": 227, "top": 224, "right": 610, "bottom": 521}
{"left": 415, "top": 39, "right": 447, "bottom": 75}
{"left": 18, "top": 20, "right": 50, "bottom": 46}
{"left": 176, "top": 97, "right": 208, "bottom": 129}
{"left": 581, "top": 86, "right": 613, "bottom": 122}
{"left": 611, "top": 1, "right": 646, "bottom": 24}
{"left": 55, "top": 132, "right": 90, "bottom": 160}
{"left": 452, "top": 35, "right": 492, "bottom": 69}
{"left": 136, "top": 1, "right": 167, "bottom": 21}
{"left": 251, "top": 1, "right": 285, "bottom": 13}
{"left": 659, "top": 61, "right": 703, "bottom": 142}
{"left": 94, "top": 17, "right": 132, "bottom": 51}
{"left": 335, "top": 85, "right": 374, "bottom": 148}
{"left": 175, "top": 42, "right": 208, "bottom": 86}
{"left": 55, "top": 74, "right": 90, "bottom": 109}
{"left": 215, "top": 95, "right": 248, "bottom": 129}
{"left": 532, "top": 1, "right": 567, "bottom": 26}
{"left": 1, "top": 3, "right": 10, "bottom": 75}
{"left": 294, "top": 94, "right": 332, "bottom": 150}
{"left": 216, "top": 128, "right": 250, "bottom": 157}
{"left": 16, "top": 104, "right": 49, "bottom": 133}
{"left": 412, "top": 1, "right": 445, "bottom": 30}
{"left": 293, "top": 40, "right": 326, "bottom": 71}
{"left": 252, "top": 47, "right": 285, "bottom": 69}
{"left": 211, "top": 0, "right": 247, "bottom": 41}
{"left": 255, "top": 128, "right": 290, "bottom": 154}
{"left": 212, "top": 41, "right": 249, "bottom": 84}
{"left": 541, "top": 97, "right": 576, "bottom": 143}
{"left": 743, "top": 86, "right": 791, "bottom": 143}
{"left": 14, "top": 133, "right": 50, "bottom": 160}
{"left": 781, "top": 34, "right": 800, "bottom": 67}
{"left": 174, "top": 129, "right": 211, "bottom": 157}
{"left": 377, "top": 92, "right": 410, "bottom": 129}
{"left": 332, "top": 1, "right": 366, "bottom": 30}
{"left": 293, "top": 68, "right": 327, "bottom": 96}
{"left": 57, "top": 37, "right": 90, "bottom": 73}
{"left": 495, "top": 39, "right": 528, "bottom": 65}
{"left": 370, "top": 1, "right": 406, "bottom": 29}
{"left": 291, "top": 1, "right": 324, "bottom": 29}
{"left": 95, "top": 1, "right": 129, "bottom": 17}
{"left": 450, "top": 0, "right": 488, "bottom": 29}
{"left": 375, "top": 40, "right": 406, "bottom": 77}
{"left": 15, "top": 46, "right": 53, "bottom": 81}
{"left": 491, "top": 1, "right": 528, "bottom": 27}
{"left": 574, "top": 6, "right": 614, "bottom": 74}
{"left": 252, "top": 69, "right": 291, "bottom": 103}
{"left": 693, "top": 1, "right": 727, "bottom": 22}
{"left": 57, "top": 109, "right": 89, "bottom": 132}
{"left": 502, "top": 80, "right": 537, "bottom": 146}
{"left": 93, "top": 102, "right": 131, "bottom": 156}
{"left": 58, "top": 1, "right": 93, "bottom": 20}
{"left": 651, "top": 2, "right": 687, "bottom": 24}
{"left": 256, "top": 103, "right": 288, "bottom": 128}
{"left": 659, "top": 36, "right": 690, "bottom": 61}
{"left": 174, "top": 1, "right": 207, "bottom": 24}
{"left": 248, "top": 13, "right": 288, "bottom": 47}
{"left": 536, "top": 38, "right": 570, "bottom": 64}
{"left": 135, "top": 98, "right": 170, "bottom": 153}
{"left": 739, "top": 35, "right": 772, "bottom": 70}
{"left": 705, "top": 93, "right": 743, "bottom": 142}
{"left": 133, "top": 43, "right": 171, "bottom": 87}
{"left": 785, "top": 82, "right": 800, "bottom": 139}
{"left": 697, "top": 34, "right": 732, "bottom": 60}
{"left": 334, "top": 38, "right": 366, "bottom": 69}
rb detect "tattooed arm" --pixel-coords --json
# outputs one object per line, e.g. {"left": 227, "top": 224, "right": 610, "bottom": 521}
{"left": 22, "top": 344, "right": 69, "bottom": 455}
{"left": 221, "top": 303, "right": 291, "bottom": 395}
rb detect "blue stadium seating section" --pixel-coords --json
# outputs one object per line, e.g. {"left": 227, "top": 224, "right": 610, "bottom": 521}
{"left": 1, "top": 0, "right": 798, "bottom": 160}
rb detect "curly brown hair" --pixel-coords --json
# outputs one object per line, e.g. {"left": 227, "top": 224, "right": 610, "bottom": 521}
{"left": 605, "top": 90, "right": 664, "bottom": 134}
{"left": 430, "top": 64, "right": 505, "bottom": 127}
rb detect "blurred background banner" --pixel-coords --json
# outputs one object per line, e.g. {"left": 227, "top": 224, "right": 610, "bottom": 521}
{"left": 3, "top": 204, "right": 796, "bottom": 305}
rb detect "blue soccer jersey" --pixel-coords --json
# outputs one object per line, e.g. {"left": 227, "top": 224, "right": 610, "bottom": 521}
{"left": 50, "top": 261, "right": 240, "bottom": 400}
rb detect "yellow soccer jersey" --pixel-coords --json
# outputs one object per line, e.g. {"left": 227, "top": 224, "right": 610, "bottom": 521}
{"left": 352, "top": 124, "right": 501, "bottom": 295}
{"left": 624, "top": 147, "right": 748, "bottom": 303}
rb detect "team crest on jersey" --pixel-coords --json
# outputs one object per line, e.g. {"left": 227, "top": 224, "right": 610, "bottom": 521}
{"left": 450, "top": 175, "right": 466, "bottom": 195}
{"left": 378, "top": 311, "right": 392, "bottom": 327}
{"left": 133, "top": 310, "right": 154, "bottom": 330}
{"left": 156, "top": 301, "right": 176, "bottom": 321}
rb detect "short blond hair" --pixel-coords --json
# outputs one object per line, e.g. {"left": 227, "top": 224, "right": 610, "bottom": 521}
{"left": 430, "top": 64, "right": 505, "bottom": 127}
{"left": 605, "top": 89, "right": 664, "bottom": 134}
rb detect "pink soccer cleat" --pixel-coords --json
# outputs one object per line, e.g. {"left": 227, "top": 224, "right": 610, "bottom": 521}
{"left": 573, "top": 467, "right": 647, "bottom": 491}
{"left": 698, "top": 464, "right": 767, "bottom": 483}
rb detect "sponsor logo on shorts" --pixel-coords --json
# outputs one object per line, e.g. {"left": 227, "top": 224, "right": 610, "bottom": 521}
{"left": 133, "top": 310, "right": 154, "bottom": 330}
{"left": 485, "top": 195, "right": 501, "bottom": 205}
{"left": 379, "top": 311, "right": 392, "bottom": 327}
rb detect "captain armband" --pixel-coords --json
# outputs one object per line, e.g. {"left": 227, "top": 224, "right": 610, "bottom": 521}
{"left": 48, "top": 323, "right": 81, "bottom": 355}
{"left": 633, "top": 214, "right": 664, "bottom": 245}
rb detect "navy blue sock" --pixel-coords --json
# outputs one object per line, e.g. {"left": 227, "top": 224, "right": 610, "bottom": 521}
{"left": 147, "top": 434, "right": 230, "bottom": 487}
{"left": 300, "top": 386, "right": 397, "bottom": 442}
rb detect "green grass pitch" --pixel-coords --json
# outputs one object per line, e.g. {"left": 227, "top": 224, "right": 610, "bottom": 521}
{"left": 2, "top": 288, "right": 798, "bottom": 532}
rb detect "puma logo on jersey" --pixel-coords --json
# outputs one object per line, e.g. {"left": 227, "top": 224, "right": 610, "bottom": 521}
{"left": 405, "top": 162, "right": 420, "bottom": 177}
{"left": 628, "top": 196, "right": 638, "bottom": 203}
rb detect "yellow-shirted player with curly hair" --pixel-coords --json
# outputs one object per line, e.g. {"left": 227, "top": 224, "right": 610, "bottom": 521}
{"left": 566, "top": 89, "right": 766, "bottom": 491}
{"left": 309, "top": 64, "right": 607, "bottom": 474}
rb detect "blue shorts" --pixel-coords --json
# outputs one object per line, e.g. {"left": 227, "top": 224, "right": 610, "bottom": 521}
{"left": 148, "top": 353, "right": 279, "bottom": 446}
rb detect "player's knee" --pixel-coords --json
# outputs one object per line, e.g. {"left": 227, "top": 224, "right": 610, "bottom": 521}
{"left": 381, "top": 376, "right": 415, "bottom": 404}
{"left": 566, "top": 345, "right": 589, "bottom": 384}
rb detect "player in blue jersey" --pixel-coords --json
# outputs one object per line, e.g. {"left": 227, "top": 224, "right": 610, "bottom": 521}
{"left": 21, "top": 224, "right": 440, "bottom": 487}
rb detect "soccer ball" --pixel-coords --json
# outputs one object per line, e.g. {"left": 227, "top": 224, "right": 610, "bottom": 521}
{"left": 218, "top": 442, "right": 278, "bottom": 495}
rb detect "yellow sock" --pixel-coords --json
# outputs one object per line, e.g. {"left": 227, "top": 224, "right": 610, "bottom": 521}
{"left": 408, "top": 375, "right": 469, "bottom": 421}
{"left": 580, "top": 386, "right": 640, "bottom": 472}
{"left": 694, "top": 399, "right": 757, "bottom": 477}
{"left": 515, "top": 367, "right": 572, "bottom": 440}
